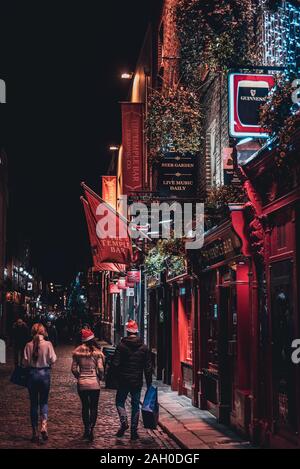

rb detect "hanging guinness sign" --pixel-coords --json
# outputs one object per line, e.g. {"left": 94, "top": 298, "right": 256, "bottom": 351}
{"left": 229, "top": 73, "right": 275, "bottom": 138}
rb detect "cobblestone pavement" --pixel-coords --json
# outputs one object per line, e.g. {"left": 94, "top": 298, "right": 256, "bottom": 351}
{"left": 0, "top": 345, "right": 178, "bottom": 449}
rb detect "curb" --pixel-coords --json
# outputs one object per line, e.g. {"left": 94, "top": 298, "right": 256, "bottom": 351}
{"left": 157, "top": 418, "right": 188, "bottom": 449}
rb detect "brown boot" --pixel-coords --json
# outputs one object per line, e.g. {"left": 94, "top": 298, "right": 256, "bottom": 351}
{"left": 40, "top": 418, "right": 48, "bottom": 441}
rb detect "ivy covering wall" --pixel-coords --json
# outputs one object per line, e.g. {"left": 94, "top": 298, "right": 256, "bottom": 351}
{"left": 146, "top": 86, "right": 203, "bottom": 160}
{"left": 175, "top": 0, "right": 258, "bottom": 83}
{"left": 144, "top": 238, "right": 186, "bottom": 277}
{"left": 260, "top": 76, "right": 300, "bottom": 165}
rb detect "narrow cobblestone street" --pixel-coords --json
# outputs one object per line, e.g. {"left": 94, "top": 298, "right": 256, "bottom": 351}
{"left": 0, "top": 345, "right": 178, "bottom": 449}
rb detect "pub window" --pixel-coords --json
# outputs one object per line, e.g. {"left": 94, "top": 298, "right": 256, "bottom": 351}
{"left": 186, "top": 292, "right": 193, "bottom": 363}
{"left": 206, "top": 119, "right": 223, "bottom": 189}
{"left": 277, "top": 224, "right": 286, "bottom": 249}
{"left": 203, "top": 271, "right": 218, "bottom": 371}
{"left": 271, "top": 260, "right": 297, "bottom": 432}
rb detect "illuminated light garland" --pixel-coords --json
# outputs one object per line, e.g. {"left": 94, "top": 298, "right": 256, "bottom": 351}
{"left": 262, "top": 1, "right": 300, "bottom": 75}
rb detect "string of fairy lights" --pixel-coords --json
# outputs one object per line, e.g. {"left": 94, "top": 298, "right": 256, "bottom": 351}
{"left": 262, "top": 0, "right": 300, "bottom": 75}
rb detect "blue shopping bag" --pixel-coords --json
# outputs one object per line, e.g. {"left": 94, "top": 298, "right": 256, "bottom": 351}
{"left": 142, "top": 385, "right": 159, "bottom": 429}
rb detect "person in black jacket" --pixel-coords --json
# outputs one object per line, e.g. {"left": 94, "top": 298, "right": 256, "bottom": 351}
{"left": 12, "top": 318, "right": 29, "bottom": 367}
{"left": 112, "top": 320, "right": 152, "bottom": 440}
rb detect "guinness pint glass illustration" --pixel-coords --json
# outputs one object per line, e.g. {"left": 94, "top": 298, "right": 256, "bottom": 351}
{"left": 229, "top": 73, "right": 275, "bottom": 137}
{"left": 237, "top": 79, "right": 270, "bottom": 126}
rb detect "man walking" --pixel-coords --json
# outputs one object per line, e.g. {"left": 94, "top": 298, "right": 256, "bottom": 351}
{"left": 12, "top": 318, "right": 29, "bottom": 367}
{"left": 112, "top": 320, "right": 152, "bottom": 440}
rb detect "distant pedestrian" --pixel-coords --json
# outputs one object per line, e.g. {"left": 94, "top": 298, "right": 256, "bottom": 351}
{"left": 46, "top": 321, "right": 58, "bottom": 347}
{"left": 111, "top": 320, "right": 152, "bottom": 440}
{"left": 12, "top": 318, "right": 29, "bottom": 367}
{"left": 71, "top": 329, "right": 104, "bottom": 441}
{"left": 24, "top": 323, "right": 57, "bottom": 443}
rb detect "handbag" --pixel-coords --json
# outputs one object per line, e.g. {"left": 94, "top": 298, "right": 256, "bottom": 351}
{"left": 10, "top": 366, "right": 29, "bottom": 387}
{"left": 142, "top": 385, "right": 159, "bottom": 429}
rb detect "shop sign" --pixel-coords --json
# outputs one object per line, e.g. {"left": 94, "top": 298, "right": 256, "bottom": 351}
{"left": 126, "top": 281, "right": 135, "bottom": 288}
{"left": 121, "top": 102, "right": 143, "bottom": 194}
{"left": 228, "top": 73, "right": 275, "bottom": 138}
{"left": 117, "top": 277, "right": 127, "bottom": 290}
{"left": 126, "top": 287, "right": 135, "bottom": 297}
{"left": 222, "top": 147, "right": 241, "bottom": 185}
{"left": 158, "top": 152, "right": 197, "bottom": 198}
{"left": 200, "top": 229, "right": 242, "bottom": 268}
{"left": 126, "top": 270, "right": 141, "bottom": 284}
{"left": 6, "top": 291, "right": 22, "bottom": 304}
{"left": 109, "top": 283, "right": 121, "bottom": 294}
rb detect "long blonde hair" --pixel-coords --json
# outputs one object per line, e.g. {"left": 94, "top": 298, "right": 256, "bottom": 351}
{"left": 31, "top": 323, "right": 47, "bottom": 362}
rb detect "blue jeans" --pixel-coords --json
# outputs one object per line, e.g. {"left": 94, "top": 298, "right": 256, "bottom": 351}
{"left": 116, "top": 388, "right": 141, "bottom": 431}
{"left": 27, "top": 368, "right": 50, "bottom": 427}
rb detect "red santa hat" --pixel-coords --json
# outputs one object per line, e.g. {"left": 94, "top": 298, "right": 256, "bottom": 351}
{"left": 81, "top": 329, "right": 95, "bottom": 342}
{"left": 126, "top": 319, "right": 139, "bottom": 334}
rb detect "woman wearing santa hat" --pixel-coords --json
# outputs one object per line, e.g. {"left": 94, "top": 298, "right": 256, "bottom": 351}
{"left": 71, "top": 329, "right": 104, "bottom": 441}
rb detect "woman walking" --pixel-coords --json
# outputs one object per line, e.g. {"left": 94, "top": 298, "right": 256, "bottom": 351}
{"left": 71, "top": 328, "right": 104, "bottom": 441}
{"left": 24, "top": 323, "right": 57, "bottom": 443}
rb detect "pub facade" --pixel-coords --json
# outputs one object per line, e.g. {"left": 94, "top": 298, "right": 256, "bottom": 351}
{"left": 240, "top": 131, "right": 300, "bottom": 448}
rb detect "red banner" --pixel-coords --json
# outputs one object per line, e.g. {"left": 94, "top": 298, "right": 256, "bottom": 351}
{"left": 81, "top": 197, "right": 126, "bottom": 272}
{"left": 126, "top": 280, "right": 135, "bottom": 288}
{"left": 81, "top": 183, "right": 132, "bottom": 270}
{"left": 121, "top": 102, "right": 143, "bottom": 194}
{"left": 102, "top": 176, "right": 117, "bottom": 210}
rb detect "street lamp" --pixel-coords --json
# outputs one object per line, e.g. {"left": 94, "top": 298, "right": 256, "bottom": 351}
{"left": 109, "top": 145, "right": 119, "bottom": 151}
{"left": 121, "top": 72, "right": 133, "bottom": 79}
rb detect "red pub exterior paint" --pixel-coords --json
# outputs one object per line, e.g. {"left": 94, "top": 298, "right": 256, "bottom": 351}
{"left": 240, "top": 130, "right": 300, "bottom": 448}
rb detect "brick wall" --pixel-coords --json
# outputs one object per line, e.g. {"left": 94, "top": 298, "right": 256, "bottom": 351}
{"left": 198, "top": 74, "right": 229, "bottom": 197}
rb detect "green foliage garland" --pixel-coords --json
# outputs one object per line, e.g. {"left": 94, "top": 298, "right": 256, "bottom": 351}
{"left": 204, "top": 185, "right": 246, "bottom": 229}
{"left": 175, "top": 0, "right": 258, "bottom": 84}
{"left": 205, "top": 185, "right": 246, "bottom": 210}
{"left": 144, "top": 238, "right": 186, "bottom": 277}
{"left": 260, "top": 76, "right": 300, "bottom": 165}
{"left": 146, "top": 86, "right": 203, "bottom": 160}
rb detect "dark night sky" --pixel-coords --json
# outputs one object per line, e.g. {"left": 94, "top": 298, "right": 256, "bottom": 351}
{"left": 0, "top": 1, "right": 155, "bottom": 285}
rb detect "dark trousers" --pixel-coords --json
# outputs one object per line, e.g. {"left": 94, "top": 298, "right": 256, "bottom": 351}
{"left": 27, "top": 368, "right": 51, "bottom": 427}
{"left": 116, "top": 387, "right": 141, "bottom": 431}
{"left": 14, "top": 345, "right": 25, "bottom": 367}
{"left": 78, "top": 389, "right": 100, "bottom": 430}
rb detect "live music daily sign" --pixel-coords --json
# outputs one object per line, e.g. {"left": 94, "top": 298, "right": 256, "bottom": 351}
{"left": 158, "top": 152, "right": 197, "bottom": 198}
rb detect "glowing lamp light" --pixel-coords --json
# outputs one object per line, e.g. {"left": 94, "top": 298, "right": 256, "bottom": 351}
{"left": 109, "top": 145, "right": 119, "bottom": 151}
{"left": 121, "top": 72, "right": 133, "bottom": 79}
